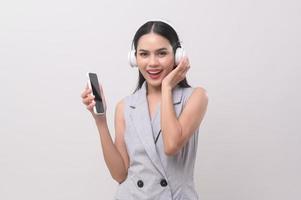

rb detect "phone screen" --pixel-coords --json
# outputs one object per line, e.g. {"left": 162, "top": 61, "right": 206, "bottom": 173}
{"left": 88, "top": 73, "right": 104, "bottom": 114}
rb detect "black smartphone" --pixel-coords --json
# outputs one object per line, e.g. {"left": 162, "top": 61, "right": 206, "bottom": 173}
{"left": 87, "top": 72, "right": 105, "bottom": 115}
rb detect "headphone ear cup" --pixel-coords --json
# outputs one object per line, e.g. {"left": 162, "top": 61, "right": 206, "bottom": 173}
{"left": 175, "top": 48, "right": 186, "bottom": 65}
{"left": 128, "top": 50, "right": 137, "bottom": 67}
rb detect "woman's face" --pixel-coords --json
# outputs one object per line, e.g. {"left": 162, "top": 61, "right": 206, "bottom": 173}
{"left": 136, "top": 33, "right": 175, "bottom": 88}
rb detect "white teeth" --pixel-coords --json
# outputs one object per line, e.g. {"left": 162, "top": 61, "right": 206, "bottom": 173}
{"left": 148, "top": 71, "right": 161, "bottom": 75}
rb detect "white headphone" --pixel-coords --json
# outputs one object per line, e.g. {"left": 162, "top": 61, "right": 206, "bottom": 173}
{"left": 128, "top": 20, "right": 186, "bottom": 68}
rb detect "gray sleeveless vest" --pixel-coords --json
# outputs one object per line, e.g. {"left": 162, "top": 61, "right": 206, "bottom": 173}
{"left": 114, "top": 82, "right": 199, "bottom": 200}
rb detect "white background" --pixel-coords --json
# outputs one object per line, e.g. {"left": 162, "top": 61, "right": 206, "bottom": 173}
{"left": 0, "top": 0, "right": 300, "bottom": 199}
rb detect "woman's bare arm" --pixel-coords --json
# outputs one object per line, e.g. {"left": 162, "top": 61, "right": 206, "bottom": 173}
{"left": 81, "top": 86, "right": 129, "bottom": 183}
{"left": 161, "top": 87, "right": 208, "bottom": 155}
{"left": 94, "top": 105, "right": 129, "bottom": 183}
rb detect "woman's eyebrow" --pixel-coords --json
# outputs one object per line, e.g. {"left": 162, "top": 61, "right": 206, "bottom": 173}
{"left": 138, "top": 48, "right": 168, "bottom": 52}
{"left": 156, "top": 48, "right": 168, "bottom": 51}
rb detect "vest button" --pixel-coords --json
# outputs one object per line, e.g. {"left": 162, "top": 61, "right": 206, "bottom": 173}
{"left": 137, "top": 180, "right": 144, "bottom": 188}
{"left": 160, "top": 179, "right": 168, "bottom": 187}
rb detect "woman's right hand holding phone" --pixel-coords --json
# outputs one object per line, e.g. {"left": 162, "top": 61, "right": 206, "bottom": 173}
{"left": 81, "top": 84, "right": 107, "bottom": 122}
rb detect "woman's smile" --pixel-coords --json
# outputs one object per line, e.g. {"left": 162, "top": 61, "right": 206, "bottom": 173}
{"left": 146, "top": 69, "right": 163, "bottom": 79}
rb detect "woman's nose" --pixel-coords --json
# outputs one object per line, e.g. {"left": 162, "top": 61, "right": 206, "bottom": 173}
{"left": 148, "top": 54, "right": 159, "bottom": 66}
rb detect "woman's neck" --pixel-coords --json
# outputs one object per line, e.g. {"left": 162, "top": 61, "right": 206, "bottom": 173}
{"left": 146, "top": 83, "right": 161, "bottom": 96}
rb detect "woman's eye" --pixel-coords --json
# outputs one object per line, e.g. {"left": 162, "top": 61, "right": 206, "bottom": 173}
{"left": 139, "top": 52, "right": 147, "bottom": 57}
{"left": 158, "top": 51, "right": 167, "bottom": 57}
{"left": 139, "top": 52, "right": 148, "bottom": 57}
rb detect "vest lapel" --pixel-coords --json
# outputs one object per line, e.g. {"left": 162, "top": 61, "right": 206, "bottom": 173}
{"left": 151, "top": 86, "right": 184, "bottom": 147}
{"left": 129, "top": 82, "right": 184, "bottom": 178}
{"left": 129, "top": 82, "right": 167, "bottom": 177}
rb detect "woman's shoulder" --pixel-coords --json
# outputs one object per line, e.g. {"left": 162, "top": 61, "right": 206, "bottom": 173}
{"left": 182, "top": 85, "right": 208, "bottom": 105}
{"left": 182, "top": 85, "right": 208, "bottom": 97}
{"left": 192, "top": 86, "right": 208, "bottom": 96}
{"left": 115, "top": 92, "right": 138, "bottom": 112}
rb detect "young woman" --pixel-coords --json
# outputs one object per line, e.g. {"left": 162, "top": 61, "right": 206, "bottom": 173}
{"left": 81, "top": 20, "right": 208, "bottom": 200}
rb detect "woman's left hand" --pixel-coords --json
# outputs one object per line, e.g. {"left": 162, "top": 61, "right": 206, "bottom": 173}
{"left": 162, "top": 56, "right": 190, "bottom": 90}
